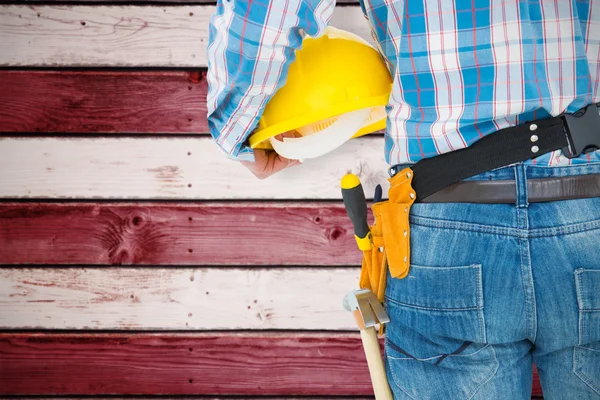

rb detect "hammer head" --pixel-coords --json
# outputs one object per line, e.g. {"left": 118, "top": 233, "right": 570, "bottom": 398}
{"left": 343, "top": 288, "right": 390, "bottom": 329}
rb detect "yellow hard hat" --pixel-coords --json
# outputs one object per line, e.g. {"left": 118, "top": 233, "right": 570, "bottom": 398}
{"left": 248, "top": 26, "right": 393, "bottom": 151}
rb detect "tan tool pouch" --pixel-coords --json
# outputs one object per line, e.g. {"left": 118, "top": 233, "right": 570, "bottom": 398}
{"left": 358, "top": 168, "right": 416, "bottom": 334}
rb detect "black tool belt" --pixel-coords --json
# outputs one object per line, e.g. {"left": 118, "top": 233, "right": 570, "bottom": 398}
{"left": 398, "top": 103, "right": 600, "bottom": 203}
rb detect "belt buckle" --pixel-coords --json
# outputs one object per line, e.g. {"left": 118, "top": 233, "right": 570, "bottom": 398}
{"left": 561, "top": 103, "right": 600, "bottom": 159}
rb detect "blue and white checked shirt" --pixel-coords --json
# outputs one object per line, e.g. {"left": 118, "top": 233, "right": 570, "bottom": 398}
{"left": 207, "top": 0, "right": 600, "bottom": 166}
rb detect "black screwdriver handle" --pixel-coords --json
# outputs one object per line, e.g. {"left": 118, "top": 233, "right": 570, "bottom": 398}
{"left": 341, "top": 174, "right": 372, "bottom": 250}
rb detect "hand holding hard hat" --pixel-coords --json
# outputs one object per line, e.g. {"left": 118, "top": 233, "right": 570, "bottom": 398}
{"left": 241, "top": 131, "right": 301, "bottom": 180}
{"left": 248, "top": 26, "right": 393, "bottom": 162}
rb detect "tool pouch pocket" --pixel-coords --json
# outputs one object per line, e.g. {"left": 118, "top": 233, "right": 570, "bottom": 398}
{"left": 359, "top": 168, "right": 416, "bottom": 302}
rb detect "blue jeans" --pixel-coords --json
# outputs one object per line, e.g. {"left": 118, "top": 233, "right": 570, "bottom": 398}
{"left": 384, "top": 162, "right": 600, "bottom": 399}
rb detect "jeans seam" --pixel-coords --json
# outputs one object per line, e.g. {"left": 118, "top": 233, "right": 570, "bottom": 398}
{"left": 410, "top": 216, "right": 519, "bottom": 236}
{"left": 529, "top": 219, "right": 600, "bottom": 238}
{"left": 475, "top": 266, "right": 487, "bottom": 343}
{"left": 465, "top": 345, "right": 499, "bottom": 400}
{"left": 578, "top": 345, "right": 600, "bottom": 353}
{"left": 527, "top": 161, "right": 600, "bottom": 170}
{"left": 517, "top": 207, "right": 537, "bottom": 343}
{"left": 575, "top": 269, "right": 585, "bottom": 345}
{"left": 573, "top": 346, "right": 600, "bottom": 395}
{"left": 384, "top": 296, "right": 482, "bottom": 312}
{"left": 389, "top": 374, "right": 418, "bottom": 400}
{"left": 387, "top": 344, "right": 499, "bottom": 400}
{"left": 411, "top": 213, "right": 600, "bottom": 238}
{"left": 386, "top": 343, "right": 493, "bottom": 362}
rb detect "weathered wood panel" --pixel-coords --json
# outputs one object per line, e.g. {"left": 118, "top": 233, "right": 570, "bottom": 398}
{"left": 0, "top": 202, "right": 363, "bottom": 266}
{"left": 0, "top": 137, "right": 388, "bottom": 199}
{"left": 0, "top": 5, "right": 370, "bottom": 67}
{"left": 0, "top": 333, "right": 542, "bottom": 396}
{"left": 0, "top": 332, "right": 377, "bottom": 395}
{"left": 0, "top": 70, "right": 208, "bottom": 134}
{"left": 0, "top": 267, "right": 360, "bottom": 330}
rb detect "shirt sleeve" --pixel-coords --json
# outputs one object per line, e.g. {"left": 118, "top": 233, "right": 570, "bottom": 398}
{"left": 206, "top": 0, "right": 335, "bottom": 162}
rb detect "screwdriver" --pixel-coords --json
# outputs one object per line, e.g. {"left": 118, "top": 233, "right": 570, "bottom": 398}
{"left": 341, "top": 174, "right": 372, "bottom": 251}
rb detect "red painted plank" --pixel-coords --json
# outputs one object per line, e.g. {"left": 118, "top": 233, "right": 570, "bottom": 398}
{"left": 0, "top": 70, "right": 382, "bottom": 135}
{"left": 0, "top": 333, "right": 543, "bottom": 396}
{"left": 0, "top": 332, "right": 377, "bottom": 396}
{"left": 0, "top": 70, "right": 207, "bottom": 134}
{"left": 532, "top": 367, "right": 542, "bottom": 397}
{"left": 0, "top": 202, "right": 362, "bottom": 265}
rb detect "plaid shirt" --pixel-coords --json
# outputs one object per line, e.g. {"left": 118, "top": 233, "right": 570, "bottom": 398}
{"left": 207, "top": 0, "right": 600, "bottom": 166}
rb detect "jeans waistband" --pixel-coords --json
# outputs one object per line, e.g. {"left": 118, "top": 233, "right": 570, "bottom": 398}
{"left": 391, "top": 162, "right": 600, "bottom": 180}
{"left": 391, "top": 162, "right": 600, "bottom": 206}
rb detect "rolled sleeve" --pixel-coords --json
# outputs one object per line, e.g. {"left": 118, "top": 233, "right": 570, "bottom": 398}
{"left": 206, "top": 0, "right": 335, "bottom": 161}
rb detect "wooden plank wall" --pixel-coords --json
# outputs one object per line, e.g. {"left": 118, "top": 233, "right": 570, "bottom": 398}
{"left": 0, "top": 3, "right": 543, "bottom": 398}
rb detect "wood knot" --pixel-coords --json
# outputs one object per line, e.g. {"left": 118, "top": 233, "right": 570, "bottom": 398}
{"left": 132, "top": 216, "right": 142, "bottom": 226}
{"left": 187, "top": 71, "right": 203, "bottom": 84}
{"left": 327, "top": 227, "right": 345, "bottom": 241}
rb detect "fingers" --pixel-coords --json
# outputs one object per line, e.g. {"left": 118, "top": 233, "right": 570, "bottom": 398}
{"left": 273, "top": 130, "right": 302, "bottom": 141}
{"left": 241, "top": 148, "right": 301, "bottom": 180}
{"left": 241, "top": 131, "right": 303, "bottom": 179}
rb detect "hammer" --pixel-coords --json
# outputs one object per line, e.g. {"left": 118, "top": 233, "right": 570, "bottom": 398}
{"left": 340, "top": 175, "right": 392, "bottom": 399}
{"left": 343, "top": 289, "right": 393, "bottom": 400}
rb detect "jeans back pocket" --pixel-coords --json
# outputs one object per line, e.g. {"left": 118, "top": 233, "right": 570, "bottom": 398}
{"left": 384, "top": 264, "right": 498, "bottom": 399}
{"left": 573, "top": 268, "right": 600, "bottom": 395}
{"left": 385, "top": 264, "right": 486, "bottom": 350}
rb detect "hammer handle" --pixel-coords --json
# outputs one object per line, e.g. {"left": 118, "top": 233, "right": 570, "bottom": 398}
{"left": 360, "top": 327, "right": 393, "bottom": 400}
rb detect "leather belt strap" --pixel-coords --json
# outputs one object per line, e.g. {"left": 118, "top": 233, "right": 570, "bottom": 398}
{"left": 408, "top": 103, "right": 600, "bottom": 202}
{"left": 421, "top": 173, "right": 600, "bottom": 203}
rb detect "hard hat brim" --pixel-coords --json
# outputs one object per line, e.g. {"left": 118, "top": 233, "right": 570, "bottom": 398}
{"left": 249, "top": 94, "right": 390, "bottom": 150}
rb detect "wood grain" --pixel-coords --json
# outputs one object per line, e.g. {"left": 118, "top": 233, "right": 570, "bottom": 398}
{"left": 0, "top": 136, "right": 389, "bottom": 200}
{"left": 0, "top": 267, "right": 360, "bottom": 330}
{"left": 0, "top": 332, "right": 377, "bottom": 395}
{"left": 0, "top": 70, "right": 208, "bottom": 134}
{"left": 0, "top": 332, "right": 543, "bottom": 396}
{"left": 0, "top": 5, "right": 370, "bottom": 67}
{"left": 0, "top": 202, "right": 364, "bottom": 266}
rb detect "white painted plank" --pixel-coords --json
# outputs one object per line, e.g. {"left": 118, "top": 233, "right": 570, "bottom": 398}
{"left": 0, "top": 5, "right": 371, "bottom": 67}
{"left": 0, "top": 267, "right": 361, "bottom": 330}
{"left": 0, "top": 137, "right": 389, "bottom": 199}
